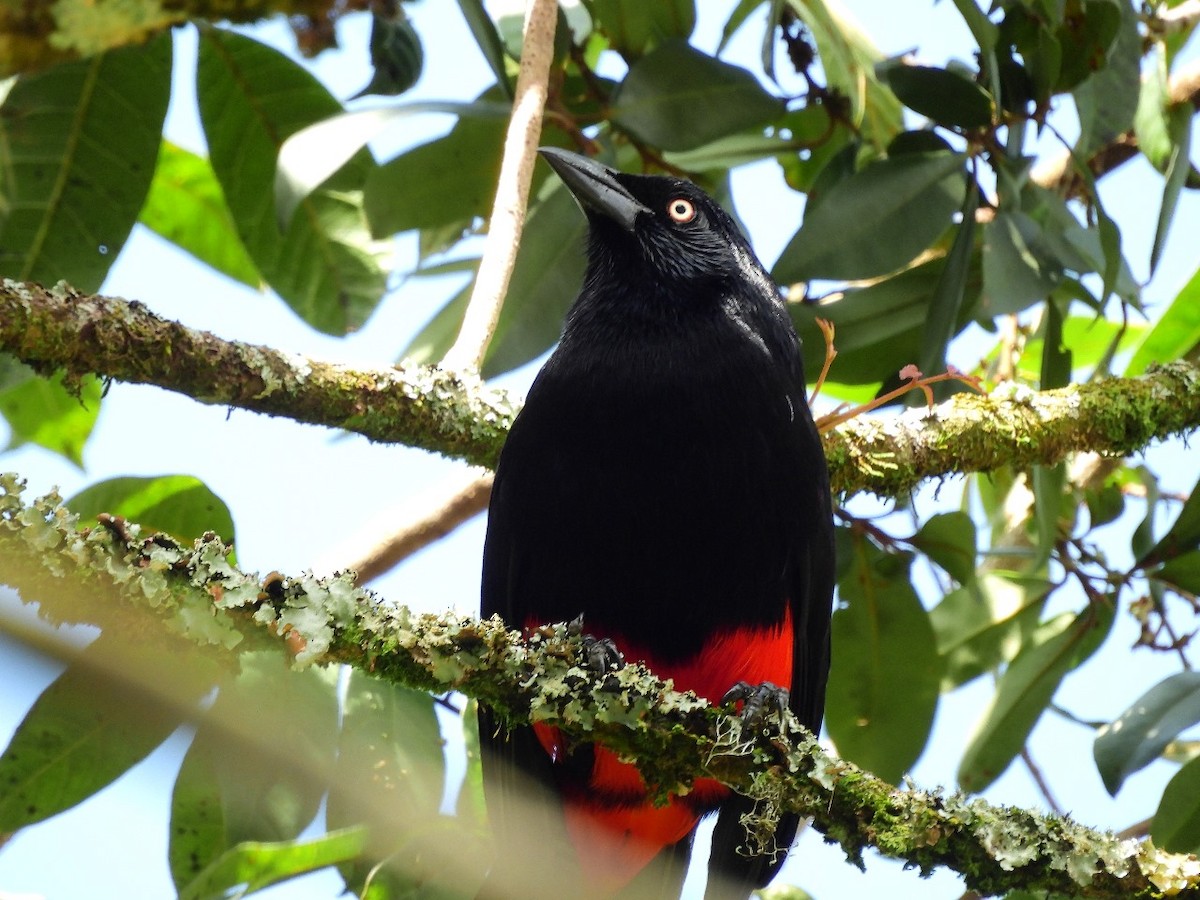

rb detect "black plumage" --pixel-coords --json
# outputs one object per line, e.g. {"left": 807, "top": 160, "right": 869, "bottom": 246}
{"left": 479, "top": 148, "right": 834, "bottom": 899}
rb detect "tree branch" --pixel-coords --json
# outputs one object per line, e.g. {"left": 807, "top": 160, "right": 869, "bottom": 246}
{"left": 3, "top": 279, "right": 1200, "bottom": 499}
{"left": 2, "top": 474, "right": 1199, "bottom": 899}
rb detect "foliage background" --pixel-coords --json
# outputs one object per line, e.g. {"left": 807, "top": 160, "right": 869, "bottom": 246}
{"left": 1, "top": 0, "right": 1200, "bottom": 898}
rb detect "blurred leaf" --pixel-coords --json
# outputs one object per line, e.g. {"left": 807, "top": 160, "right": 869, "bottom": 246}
{"left": 774, "top": 151, "right": 966, "bottom": 282}
{"left": 1039, "top": 298, "right": 1072, "bottom": 389}
{"left": 1094, "top": 672, "right": 1200, "bottom": 795}
{"left": 0, "top": 370, "right": 102, "bottom": 466}
{"left": 1125, "top": 265, "right": 1200, "bottom": 376}
{"left": 460, "top": 699, "right": 487, "bottom": 826}
{"left": 1056, "top": 0, "right": 1122, "bottom": 91}
{"left": 911, "top": 512, "right": 977, "bottom": 585}
{"left": 784, "top": 0, "right": 904, "bottom": 151}
{"left": 0, "top": 634, "right": 216, "bottom": 832}
{"left": 1031, "top": 464, "right": 1067, "bottom": 566}
{"left": 1152, "top": 754, "right": 1200, "bottom": 853}
{"left": 920, "top": 178, "right": 978, "bottom": 376}
{"left": 1134, "top": 44, "right": 1175, "bottom": 172}
{"left": 611, "top": 40, "right": 783, "bottom": 151}
{"left": 364, "top": 100, "right": 508, "bottom": 236}
{"left": 590, "top": 0, "right": 695, "bottom": 57}
{"left": 401, "top": 278, "right": 473, "bottom": 366}
{"left": 1150, "top": 103, "right": 1193, "bottom": 276}
{"left": 281, "top": 101, "right": 510, "bottom": 229}
{"left": 1155, "top": 552, "right": 1200, "bottom": 595}
{"left": 1084, "top": 481, "right": 1124, "bottom": 530}
{"left": 455, "top": 0, "right": 513, "bottom": 98}
{"left": 67, "top": 474, "right": 235, "bottom": 545}
{"left": 1072, "top": 0, "right": 1140, "bottom": 159}
{"left": 0, "top": 34, "right": 170, "bottom": 291}
{"left": 876, "top": 61, "right": 993, "bottom": 128}
{"left": 169, "top": 652, "right": 339, "bottom": 886}
{"left": 197, "top": 27, "right": 387, "bottom": 335}
{"left": 718, "top": 0, "right": 764, "bottom": 55}
{"left": 1138, "top": 472, "right": 1200, "bottom": 567}
{"left": 931, "top": 574, "right": 1052, "bottom": 689}
{"left": 979, "top": 211, "right": 1060, "bottom": 316}
{"left": 958, "top": 604, "right": 1114, "bottom": 792}
{"left": 826, "top": 535, "right": 941, "bottom": 782}
{"left": 178, "top": 828, "right": 368, "bottom": 900}
{"left": 352, "top": 10, "right": 424, "bottom": 98}
{"left": 139, "top": 141, "right": 260, "bottom": 288}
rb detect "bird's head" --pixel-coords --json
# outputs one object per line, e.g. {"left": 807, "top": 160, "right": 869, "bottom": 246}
{"left": 539, "top": 147, "right": 775, "bottom": 305}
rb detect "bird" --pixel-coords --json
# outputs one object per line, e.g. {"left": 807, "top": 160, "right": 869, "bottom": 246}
{"left": 478, "top": 147, "right": 834, "bottom": 899}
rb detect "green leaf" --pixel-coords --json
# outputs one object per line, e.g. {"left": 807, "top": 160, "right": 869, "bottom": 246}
{"left": 979, "top": 211, "right": 1061, "bottom": 316}
{"left": 1155, "top": 552, "right": 1200, "bottom": 595}
{"left": 0, "top": 34, "right": 170, "bottom": 291}
{"left": 958, "top": 605, "right": 1114, "bottom": 792}
{"left": 877, "top": 62, "right": 994, "bottom": 128}
{"left": 455, "top": 0, "right": 514, "bottom": 98}
{"left": 168, "top": 652, "right": 339, "bottom": 886}
{"left": 1072, "top": 0, "right": 1140, "bottom": 159}
{"left": 0, "top": 634, "right": 217, "bottom": 832}
{"left": 1094, "top": 672, "right": 1200, "bottom": 795}
{"left": 178, "top": 828, "right": 368, "bottom": 900}
{"left": 919, "top": 178, "right": 979, "bottom": 377}
{"left": 589, "top": 0, "right": 696, "bottom": 57}
{"left": 1125, "top": 264, "right": 1200, "bottom": 376}
{"left": 364, "top": 100, "right": 508, "bottom": 236}
{"left": 784, "top": 0, "right": 904, "bottom": 151}
{"left": 825, "top": 535, "right": 941, "bottom": 782}
{"left": 0, "top": 370, "right": 102, "bottom": 466}
{"left": 196, "top": 27, "right": 387, "bottom": 335}
{"left": 1150, "top": 102, "right": 1193, "bottom": 277}
{"left": 66, "top": 474, "right": 235, "bottom": 545}
{"left": 352, "top": 10, "right": 424, "bottom": 99}
{"left": 775, "top": 151, "right": 965, "bottom": 283}
{"left": 911, "top": 511, "right": 977, "bottom": 585}
{"left": 1152, "top": 754, "right": 1200, "bottom": 853}
{"left": 611, "top": 40, "right": 783, "bottom": 151}
{"left": 138, "top": 141, "right": 260, "bottom": 288}
{"left": 931, "top": 574, "right": 1052, "bottom": 689}
{"left": 1134, "top": 44, "right": 1175, "bottom": 173}
{"left": 1138, "top": 471, "right": 1200, "bottom": 567}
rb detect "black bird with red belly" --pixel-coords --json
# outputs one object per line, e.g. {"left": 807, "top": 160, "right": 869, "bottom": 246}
{"left": 479, "top": 147, "right": 835, "bottom": 899}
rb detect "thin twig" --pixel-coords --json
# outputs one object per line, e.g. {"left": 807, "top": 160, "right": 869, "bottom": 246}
{"left": 316, "top": 469, "right": 494, "bottom": 583}
{"left": 1021, "top": 747, "right": 1065, "bottom": 816}
{"left": 442, "top": 0, "right": 558, "bottom": 372}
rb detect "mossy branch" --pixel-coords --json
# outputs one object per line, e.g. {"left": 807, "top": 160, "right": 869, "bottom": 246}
{"left": 3, "top": 278, "right": 1200, "bottom": 499}
{"left": 2, "top": 473, "right": 1199, "bottom": 898}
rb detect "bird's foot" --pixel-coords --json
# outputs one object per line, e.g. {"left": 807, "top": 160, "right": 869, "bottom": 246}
{"left": 721, "top": 681, "right": 790, "bottom": 731}
{"left": 567, "top": 615, "right": 626, "bottom": 673}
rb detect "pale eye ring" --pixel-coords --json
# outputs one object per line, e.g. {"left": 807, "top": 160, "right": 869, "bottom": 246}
{"left": 667, "top": 198, "right": 696, "bottom": 223}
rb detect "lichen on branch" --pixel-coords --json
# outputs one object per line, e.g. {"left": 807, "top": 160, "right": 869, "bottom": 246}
{"left": 2, "top": 474, "right": 1199, "bottom": 898}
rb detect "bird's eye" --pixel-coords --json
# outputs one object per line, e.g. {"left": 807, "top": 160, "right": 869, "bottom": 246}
{"left": 666, "top": 198, "right": 696, "bottom": 223}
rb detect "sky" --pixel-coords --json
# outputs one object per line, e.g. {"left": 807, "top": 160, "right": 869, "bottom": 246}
{"left": 1, "top": 1, "right": 1199, "bottom": 898}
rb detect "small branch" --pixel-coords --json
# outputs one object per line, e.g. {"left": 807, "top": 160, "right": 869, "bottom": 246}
{"left": 442, "top": 0, "right": 558, "bottom": 373}
{"left": 3, "top": 280, "right": 1200, "bottom": 500}
{"left": 315, "top": 468, "right": 493, "bottom": 582}
{"left": 3, "top": 474, "right": 1199, "bottom": 899}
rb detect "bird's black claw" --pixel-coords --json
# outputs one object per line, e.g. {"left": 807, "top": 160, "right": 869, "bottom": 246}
{"left": 721, "top": 680, "right": 790, "bottom": 731}
{"left": 582, "top": 634, "right": 625, "bottom": 673}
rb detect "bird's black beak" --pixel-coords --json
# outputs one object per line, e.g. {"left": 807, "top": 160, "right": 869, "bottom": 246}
{"left": 539, "top": 147, "right": 651, "bottom": 233}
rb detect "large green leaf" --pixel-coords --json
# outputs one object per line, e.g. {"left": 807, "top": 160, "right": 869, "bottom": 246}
{"left": 1094, "top": 672, "right": 1200, "bottom": 796}
{"left": 825, "top": 535, "right": 941, "bottom": 782}
{"left": 0, "top": 34, "right": 170, "bottom": 290}
{"left": 590, "top": 0, "right": 695, "bottom": 57}
{"left": 196, "top": 27, "right": 387, "bottom": 335}
{"left": 920, "top": 179, "right": 979, "bottom": 377}
{"left": 0, "top": 369, "right": 102, "bottom": 466}
{"left": 1150, "top": 103, "right": 1194, "bottom": 277}
{"left": 66, "top": 474, "right": 235, "bottom": 545}
{"left": 1152, "top": 755, "right": 1200, "bottom": 854}
{"left": 138, "top": 141, "right": 260, "bottom": 288}
{"left": 455, "top": 0, "right": 513, "bottom": 98}
{"left": 1137, "top": 471, "right": 1200, "bottom": 568}
{"left": 0, "top": 634, "right": 216, "bottom": 832}
{"left": 958, "top": 604, "right": 1114, "bottom": 792}
{"left": 877, "top": 61, "right": 994, "bottom": 128}
{"left": 1071, "top": 0, "right": 1140, "bottom": 159}
{"left": 364, "top": 104, "right": 507, "bottom": 237}
{"left": 1155, "top": 552, "right": 1200, "bottom": 595}
{"left": 979, "top": 211, "right": 1061, "bottom": 317}
{"left": 168, "top": 652, "right": 339, "bottom": 888}
{"left": 610, "top": 40, "right": 783, "bottom": 151}
{"left": 911, "top": 511, "right": 977, "bottom": 585}
{"left": 1125, "top": 264, "right": 1200, "bottom": 376}
{"left": 931, "top": 574, "right": 1051, "bottom": 689}
{"left": 773, "top": 151, "right": 966, "bottom": 283}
